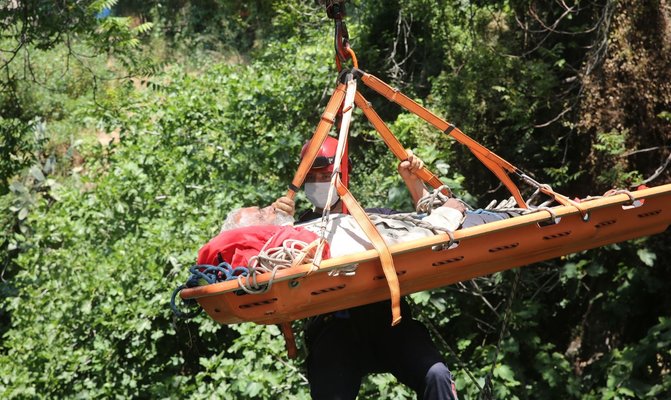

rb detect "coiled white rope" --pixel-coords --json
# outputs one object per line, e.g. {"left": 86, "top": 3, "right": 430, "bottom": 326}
{"left": 237, "top": 237, "right": 319, "bottom": 294}
{"left": 415, "top": 185, "right": 454, "bottom": 214}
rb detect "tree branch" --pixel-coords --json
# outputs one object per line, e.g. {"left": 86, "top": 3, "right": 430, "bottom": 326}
{"left": 637, "top": 152, "right": 671, "bottom": 186}
{"left": 620, "top": 146, "right": 670, "bottom": 158}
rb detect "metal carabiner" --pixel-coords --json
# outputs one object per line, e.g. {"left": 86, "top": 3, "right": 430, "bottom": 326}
{"left": 323, "top": 1, "right": 358, "bottom": 71}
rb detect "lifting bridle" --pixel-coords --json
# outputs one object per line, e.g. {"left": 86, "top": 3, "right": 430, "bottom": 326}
{"left": 280, "top": 0, "right": 586, "bottom": 360}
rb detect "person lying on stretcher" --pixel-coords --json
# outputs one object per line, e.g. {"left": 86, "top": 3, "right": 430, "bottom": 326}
{"left": 197, "top": 194, "right": 520, "bottom": 269}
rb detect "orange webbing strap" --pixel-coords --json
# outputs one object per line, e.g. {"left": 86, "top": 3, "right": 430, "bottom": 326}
{"left": 286, "top": 82, "right": 347, "bottom": 200}
{"left": 279, "top": 237, "right": 324, "bottom": 359}
{"left": 355, "top": 68, "right": 528, "bottom": 209}
{"left": 279, "top": 322, "right": 298, "bottom": 359}
{"left": 335, "top": 178, "right": 402, "bottom": 326}
{"left": 335, "top": 48, "right": 359, "bottom": 72}
{"left": 354, "top": 91, "right": 448, "bottom": 195}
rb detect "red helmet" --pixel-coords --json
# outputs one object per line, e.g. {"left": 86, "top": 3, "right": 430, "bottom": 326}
{"left": 301, "top": 136, "right": 339, "bottom": 173}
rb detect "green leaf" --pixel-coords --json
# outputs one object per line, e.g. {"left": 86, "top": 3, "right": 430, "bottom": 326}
{"left": 410, "top": 291, "right": 431, "bottom": 305}
{"left": 30, "top": 165, "right": 45, "bottom": 182}
{"left": 494, "top": 364, "right": 519, "bottom": 385}
{"left": 133, "top": 22, "right": 154, "bottom": 35}
{"left": 457, "top": 338, "right": 471, "bottom": 351}
{"left": 586, "top": 262, "right": 606, "bottom": 277}
{"left": 637, "top": 248, "right": 657, "bottom": 267}
{"left": 246, "top": 381, "right": 263, "bottom": 397}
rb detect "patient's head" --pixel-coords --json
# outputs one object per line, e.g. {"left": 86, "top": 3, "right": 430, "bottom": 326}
{"left": 221, "top": 206, "right": 294, "bottom": 232}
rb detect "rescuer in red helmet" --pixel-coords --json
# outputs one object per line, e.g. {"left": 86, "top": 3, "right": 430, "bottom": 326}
{"left": 273, "top": 136, "right": 458, "bottom": 400}
{"left": 300, "top": 135, "right": 343, "bottom": 211}
{"left": 273, "top": 136, "right": 430, "bottom": 216}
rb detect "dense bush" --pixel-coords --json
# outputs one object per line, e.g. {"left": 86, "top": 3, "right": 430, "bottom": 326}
{"left": 1, "top": 1, "right": 669, "bottom": 399}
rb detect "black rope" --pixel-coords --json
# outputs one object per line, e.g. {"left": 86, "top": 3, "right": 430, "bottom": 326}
{"left": 412, "top": 271, "right": 522, "bottom": 399}
{"left": 412, "top": 302, "right": 484, "bottom": 393}
{"left": 478, "top": 269, "right": 522, "bottom": 400}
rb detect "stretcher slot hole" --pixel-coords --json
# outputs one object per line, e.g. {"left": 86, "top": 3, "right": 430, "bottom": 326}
{"left": 542, "top": 231, "right": 572, "bottom": 240}
{"left": 594, "top": 219, "right": 617, "bottom": 229}
{"left": 373, "top": 270, "right": 407, "bottom": 280}
{"left": 621, "top": 200, "right": 644, "bottom": 209}
{"left": 638, "top": 209, "right": 661, "bottom": 218}
{"left": 537, "top": 218, "right": 561, "bottom": 227}
{"left": 431, "top": 241, "right": 460, "bottom": 251}
{"left": 238, "top": 298, "right": 278, "bottom": 309}
{"left": 433, "top": 256, "right": 465, "bottom": 267}
{"left": 488, "top": 243, "right": 519, "bottom": 253}
{"left": 311, "top": 285, "right": 346, "bottom": 296}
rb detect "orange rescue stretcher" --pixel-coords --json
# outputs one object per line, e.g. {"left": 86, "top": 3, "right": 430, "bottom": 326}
{"left": 180, "top": 183, "right": 671, "bottom": 326}
{"left": 180, "top": 68, "right": 671, "bottom": 331}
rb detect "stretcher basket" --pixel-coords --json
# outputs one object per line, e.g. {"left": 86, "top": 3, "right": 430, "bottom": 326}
{"left": 180, "top": 184, "right": 671, "bottom": 325}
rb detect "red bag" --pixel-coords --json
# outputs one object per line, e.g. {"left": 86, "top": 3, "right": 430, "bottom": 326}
{"left": 198, "top": 225, "right": 330, "bottom": 267}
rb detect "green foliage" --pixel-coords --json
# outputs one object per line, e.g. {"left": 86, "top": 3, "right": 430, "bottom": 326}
{"left": 1, "top": 1, "right": 669, "bottom": 399}
{"left": 192, "top": 323, "right": 310, "bottom": 399}
{"left": 1, "top": 12, "right": 333, "bottom": 397}
{"left": 0, "top": 1, "right": 152, "bottom": 86}
{"left": 0, "top": 118, "right": 35, "bottom": 195}
{"left": 593, "top": 130, "right": 643, "bottom": 186}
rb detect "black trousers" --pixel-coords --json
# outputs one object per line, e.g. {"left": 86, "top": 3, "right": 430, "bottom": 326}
{"left": 306, "top": 301, "right": 458, "bottom": 400}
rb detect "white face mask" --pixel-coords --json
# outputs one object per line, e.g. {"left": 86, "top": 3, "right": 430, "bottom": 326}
{"left": 304, "top": 182, "right": 339, "bottom": 209}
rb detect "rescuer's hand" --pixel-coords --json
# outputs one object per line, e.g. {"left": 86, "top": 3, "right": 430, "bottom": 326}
{"left": 398, "top": 149, "right": 428, "bottom": 207}
{"left": 272, "top": 196, "right": 296, "bottom": 216}
{"left": 398, "top": 149, "right": 424, "bottom": 180}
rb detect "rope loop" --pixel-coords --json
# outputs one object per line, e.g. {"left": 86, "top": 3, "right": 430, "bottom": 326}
{"left": 533, "top": 206, "right": 560, "bottom": 224}
{"left": 606, "top": 188, "right": 639, "bottom": 206}
{"left": 416, "top": 185, "right": 453, "bottom": 214}
{"left": 431, "top": 229, "right": 456, "bottom": 252}
{"left": 188, "top": 263, "right": 248, "bottom": 284}
{"left": 171, "top": 262, "right": 252, "bottom": 318}
{"left": 170, "top": 285, "right": 202, "bottom": 319}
